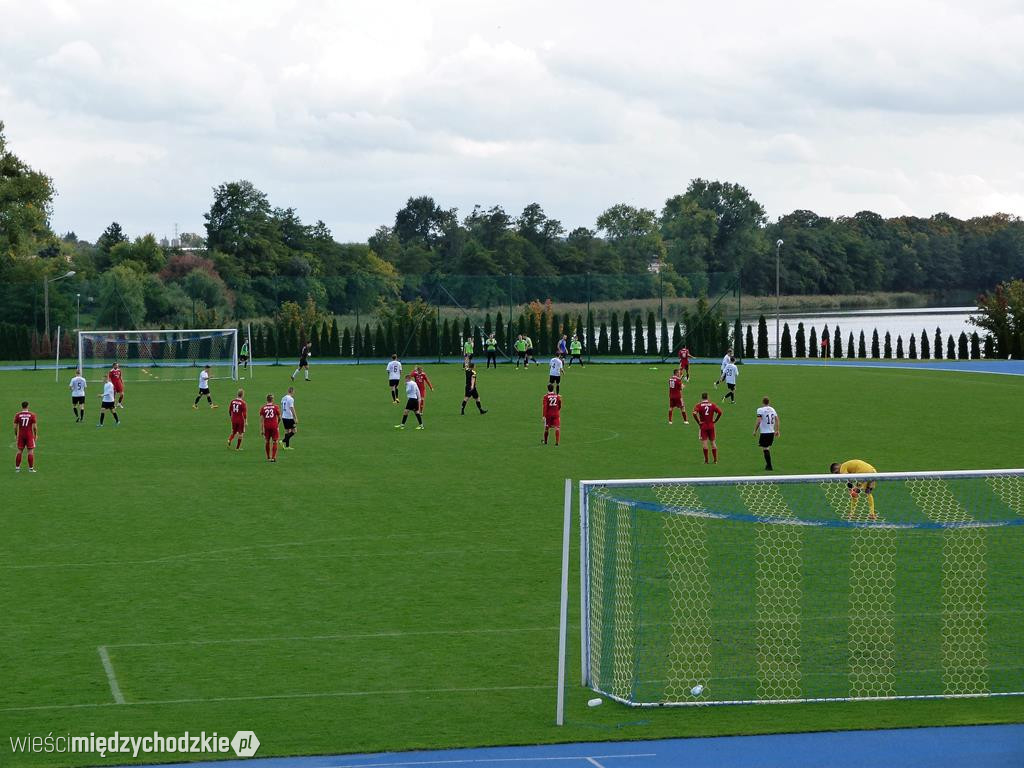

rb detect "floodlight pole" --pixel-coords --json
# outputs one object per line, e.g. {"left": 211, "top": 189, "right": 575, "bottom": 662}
{"left": 775, "top": 239, "right": 783, "bottom": 358}
{"left": 44, "top": 270, "right": 76, "bottom": 339}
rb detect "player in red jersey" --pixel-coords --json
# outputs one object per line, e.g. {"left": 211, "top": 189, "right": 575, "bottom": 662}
{"left": 260, "top": 394, "right": 282, "bottom": 462}
{"left": 541, "top": 383, "right": 562, "bottom": 445}
{"left": 108, "top": 363, "right": 125, "bottom": 407}
{"left": 227, "top": 389, "right": 248, "bottom": 450}
{"left": 692, "top": 391, "right": 722, "bottom": 464}
{"left": 13, "top": 401, "right": 38, "bottom": 472}
{"left": 677, "top": 347, "right": 691, "bottom": 382}
{"left": 412, "top": 365, "right": 434, "bottom": 414}
{"left": 668, "top": 368, "right": 688, "bottom": 425}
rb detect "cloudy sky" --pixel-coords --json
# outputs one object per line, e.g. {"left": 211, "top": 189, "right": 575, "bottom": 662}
{"left": 2, "top": 0, "right": 1023, "bottom": 243}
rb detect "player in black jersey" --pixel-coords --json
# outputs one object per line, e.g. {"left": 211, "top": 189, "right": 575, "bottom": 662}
{"left": 460, "top": 362, "right": 488, "bottom": 415}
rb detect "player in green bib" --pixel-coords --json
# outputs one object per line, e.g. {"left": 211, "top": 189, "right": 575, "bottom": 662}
{"left": 485, "top": 333, "right": 498, "bottom": 368}
{"left": 568, "top": 336, "right": 584, "bottom": 367}
{"left": 239, "top": 339, "right": 250, "bottom": 369}
{"left": 514, "top": 335, "right": 528, "bottom": 368}
{"left": 463, "top": 337, "right": 474, "bottom": 364}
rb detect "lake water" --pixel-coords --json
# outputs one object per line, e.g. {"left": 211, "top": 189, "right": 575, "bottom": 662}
{"left": 759, "top": 307, "right": 979, "bottom": 358}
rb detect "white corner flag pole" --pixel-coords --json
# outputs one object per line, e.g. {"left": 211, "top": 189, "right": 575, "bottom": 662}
{"left": 556, "top": 477, "right": 572, "bottom": 725}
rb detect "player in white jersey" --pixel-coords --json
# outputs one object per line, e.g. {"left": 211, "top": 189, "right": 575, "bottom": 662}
{"left": 548, "top": 355, "right": 564, "bottom": 393}
{"left": 280, "top": 386, "right": 299, "bottom": 450}
{"left": 715, "top": 347, "right": 734, "bottom": 388}
{"left": 97, "top": 379, "right": 120, "bottom": 426}
{"left": 193, "top": 365, "right": 218, "bottom": 409}
{"left": 69, "top": 369, "right": 88, "bottom": 422}
{"left": 395, "top": 374, "right": 424, "bottom": 429}
{"left": 753, "top": 397, "right": 780, "bottom": 471}
{"left": 386, "top": 354, "right": 403, "bottom": 404}
{"left": 721, "top": 358, "right": 739, "bottom": 403}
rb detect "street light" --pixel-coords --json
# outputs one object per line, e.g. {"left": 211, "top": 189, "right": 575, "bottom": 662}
{"left": 44, "top": 270, "right": 76, "bottom": 338}
{"left": 775, "top": 239, "right": 783, "bottom": 358}
{"left": 76, "top": 293, "right": 81, "bottom": 331}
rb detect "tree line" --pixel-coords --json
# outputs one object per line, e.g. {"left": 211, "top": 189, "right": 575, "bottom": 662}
{"left": 2, "top": 120, "right": 1022, "bottom": 353}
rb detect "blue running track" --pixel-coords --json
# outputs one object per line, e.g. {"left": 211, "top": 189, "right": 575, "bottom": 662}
{"left": 152, "top": 724, "right": 1024, "bottom": 768}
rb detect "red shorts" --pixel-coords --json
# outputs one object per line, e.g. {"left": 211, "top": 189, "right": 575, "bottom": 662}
{"left": 545, "top": 415, "right": 560, "bottom": 427}
{"left": 699, "top": 425, "right": 716, "bottom": 441}
{"left": 17, "top": 434, "right": 34, "bottom": 450}
{"left": 263, "top": 426, "right": 279, "bottom": 440}
{"left": 112, "top": 382, "right": 124, "bottom": 393}
{"left": 669, "top": 397, "right": 682, "bottom": 408}
{"left": 679, "top": 360, "right": 689, "bottom": 369}
{"left": 231, "top": 419, "right": 246, "bottom": 433}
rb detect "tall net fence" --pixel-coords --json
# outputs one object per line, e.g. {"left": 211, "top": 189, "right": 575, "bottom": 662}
{"left": 580, "top": 470, "right": 1024, "bottom": 706}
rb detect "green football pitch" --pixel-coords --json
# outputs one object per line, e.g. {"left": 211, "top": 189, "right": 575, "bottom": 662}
{"left": 1, "top": 361, "right": 1022, "bottom": 766}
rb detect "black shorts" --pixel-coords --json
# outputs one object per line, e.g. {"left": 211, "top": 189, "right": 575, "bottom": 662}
{"left": 102, "top": 401, "right": 115, "bottom": 410}
{"left": 199, "top": 387, "right": 210, "bottom": 395}
{"left": 283, "top": 418, "right": 295, "bottom": 430}
{"left": 727, "top": 383, "right": 736, "bottom": 391}
{"left": 405, "top": 398, "right": 419, "bottom": 411}
{"left": 486, "top": 350, "right": 497, "bottom": 358}
{"left": 465, "top": 388, "right": 478, "bottom": 398}
{"left": 389, "top": 378, "right": 400, "bottom": 388}
{"left": 72, "top": 395, "right": 85, "bottom": 405}
{"left": 526, "top": 348, "right": 534, "bottom": 357}
{"left": 549, "top": 375, "right": 561, "bottom": 384}
{"left": 298, "top": 359, "right": 309, "bottom": 367}
{"left": 517, "top": 351, "right": 526, "bottom": 359}
{"left": 758, "top": 433, "right": 775, "bottom": 448}
{"left": 239, "top": 355, "right": 249, "bottom": 362}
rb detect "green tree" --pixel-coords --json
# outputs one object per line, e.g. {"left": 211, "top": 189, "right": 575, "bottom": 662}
{"left": 871, "top": 329, "right": 879, "bottom": 358}
{"left": 781, "top": 323, "right": 793, "bottom": 357}
{"left": 920, "top": 328, "right": 931, "bottom": 358}
{"left": 596, "top": 204, "right": 665, "bottom": 273}
{"left": 621, "top": 311, "right": 632, "bottom": 355}
{"left": 896, "top": 335, "right": 904, "bottom": 358}
{"left": 809, "top": 326, "right": 818, "bottom": 358}
{"left": 933, "top": 327, "right": 943, "bottom": 359}
{"left": 971, "top": 279, "right": 1024, "bottom": 358}
{"left": 884, "top": 331, "right": 892, "bottom": 358}
{"left": 0, "top": 121, "right": 56, "bottom": 263}
{"left": 858, "top": 331, "right": 867, "bottom": 358}
{"left": 795, "top": 322, "right": 806, "bottom": 357}
{"left": 745, "top": 325, "right": 755, "bottom": 358}
{"left": 204, "top": 180, "right": 283, "bottom": 277}
{"left": 958, "top": 332, "right": 969, "bottom": 360}
{"left": 909, "top": 334, "right": 917, "bottom": 359}
{"left": 970, "top": 332, "right": 981, "bottom": 359}
{"left": 757, "top": 314, "right": 769, "bottom": 358}
{"left": 598, "top": 322, "right": 609, "bottom": 354}
{"left": 96, "top": 265, "right": 145, "bottom": 328}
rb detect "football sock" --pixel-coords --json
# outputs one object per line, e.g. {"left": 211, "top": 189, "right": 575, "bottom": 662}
{"left": 207, "top": 396, "right": 213, "bottom": 404}
{"left": 265, "top": 440, "right": 271, "bottom": 459}
{"left": 702, "top": 448, "right": 709, "bottom": 462}
{"left": 868, "top": 494, "right": 875, "bottom": 516}
{"left": 763, "top": 449, "right": 773, "bottom": 469}
{"left": 476, "top": 401, "right": 484, "bottom": 412}
{"left": 461, "top": 403, "right": 466, "bottom": 414}
{"left": 712, "top": 448, "right": 718, "bottom": 461}
{"left": 402, "top": 413, "right": 409, "bottom": 424}
{"left": 27, "top": 454, "right": 33, "bottom": 469}
{"left": 668, "top": 410, "right": 673, "bottom": 423}
{"left": 555, "top": 428, "right": 560, "bottom": 445}
{"left": 415, "top": 412, "right": 422, "bottom": 425}
{"left": 113, "top": 412, "right": 119, "bottom": 424}
{"left": 194, "top": 395, "right": 201, "bottom": 405}
{"left": 292, "top": 368, "right": 301, "bottom": 379}
{"left": 15, "top": 453, "right": 22, "bottom": 468}
{"left": 236, "top": 438, "right": 242, "bottom": 449}
{"left": 99, "top": 412, "right": 104, "bottom": 425}
{"left": 283, "top": 433, "right": 291, "bottom": 447}
{"left": 543, "top": 427, "right": 549, "bottom": 443}
{"left": 73, "top": 407, "right": 78, "bottom": 419}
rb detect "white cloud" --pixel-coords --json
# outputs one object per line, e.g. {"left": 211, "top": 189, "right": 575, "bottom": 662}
{"left": 0, "top": 0, "right": 1022, "bottom": 242}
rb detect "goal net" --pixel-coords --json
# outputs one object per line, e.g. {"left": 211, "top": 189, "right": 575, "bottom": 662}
{"left": 579, "top": 470, "right": 1024, "bottom": 706}
{"left": 78, "top": 329, "right": 240, "bottom": 383}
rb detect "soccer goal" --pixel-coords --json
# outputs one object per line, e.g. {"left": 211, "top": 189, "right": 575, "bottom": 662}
{"left": 77, "top": 329, "right": 241, "bottom": 382}
{"left": 558, "top": 470, "right": 1024, "bottom": 716}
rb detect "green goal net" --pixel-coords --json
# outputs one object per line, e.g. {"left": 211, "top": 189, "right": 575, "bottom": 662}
{"left": 579, "top": 470, "right": 1024, "bottom": 706}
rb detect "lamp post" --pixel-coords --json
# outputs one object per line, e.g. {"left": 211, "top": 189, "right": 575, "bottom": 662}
{"left": 76, "top": 293, "right": 81, "bottom": 330}
{"left": 44, "top": 270, "right": 76, "bottom": 338}
{"left": 775, "top": 239, "right": 783, "bottom": 358}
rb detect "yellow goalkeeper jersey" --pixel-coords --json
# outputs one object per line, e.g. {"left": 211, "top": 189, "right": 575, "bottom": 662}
{"left": 840, "top": 459, "right": 876, "bottom": 475}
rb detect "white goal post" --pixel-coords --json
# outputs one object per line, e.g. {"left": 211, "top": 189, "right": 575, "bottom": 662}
{"left": 557, "top": 469, "right": 1024, "bottom": 719}
{"left": 77, "top": 328, "right": 240, "bottom": 382}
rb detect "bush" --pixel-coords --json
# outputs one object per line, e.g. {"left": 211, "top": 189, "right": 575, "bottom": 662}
{"left": 883, "top": 331, "right": 892, "bottom": 359}
{"left": 795, "top": 322, "right": 806, "bottom": 357}
{"left": 781, "top": 323, "right": 793, "bottom": 358}
{"left": 621, "top": 311, "right": 633, "bottom": 355}
{"left": 920, "top": 328, "right": 930, "bottom": 359}
{"left": 871, "top": 329, "right": 880, "bottom": 358}
{"left": 757, "top": 315, "right": 769, "bottom": 358}
{"left": 970, "top": 332, "right": 980, "bottom": 359}
{"left": 858, "top": 331, "right": 867, "bottom": 358}
{"left": 933, "top": 327, "right": 943, "bottom": 360}
{"left": 809, "top": 326, "right": 818, "bottom": 358}
{"left": 745, "top": 325, "right": 755, "bottom": 359}
{"left": 958, "top": 332, "right": 969, "bottom": 360}
{"left": 896, "top": 335, "right": 904, "bottom": 358}
{"left": 909, "top": 334, "right": 917, "bottom": 359}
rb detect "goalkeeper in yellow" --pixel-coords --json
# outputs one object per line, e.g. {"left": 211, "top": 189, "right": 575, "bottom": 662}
{"left": 830, "top": 459, "right": 877, "bottom": 520}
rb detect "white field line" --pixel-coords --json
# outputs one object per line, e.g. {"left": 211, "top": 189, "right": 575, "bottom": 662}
{"left": 106, "top": 626, "right": 563, "bottom": 649}
{"left": 0, "top": 684, "right": 551, "bottom": 714}
{"left": 96, "top": 646, "right": 125, "bottom": 704}
{"left": 326, "top": 755, "right": 654, "bottom": 768}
